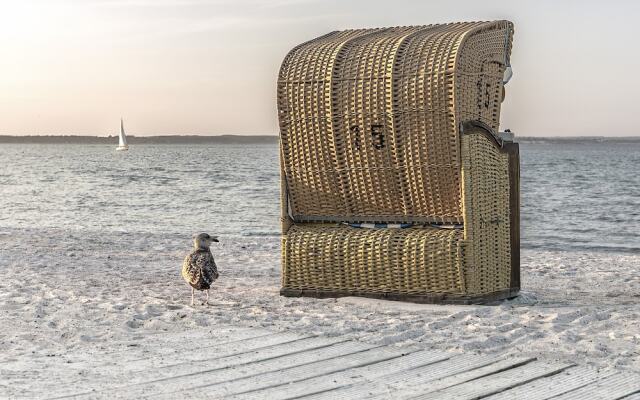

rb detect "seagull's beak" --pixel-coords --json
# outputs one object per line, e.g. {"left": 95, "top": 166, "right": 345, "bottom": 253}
{"left": 212, "top": 237, "right": 219, "bottom": 243}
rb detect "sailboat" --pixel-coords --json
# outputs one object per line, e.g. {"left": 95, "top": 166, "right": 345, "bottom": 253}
{"left": 116, "top": 118, "right": 129, "bottom": 151}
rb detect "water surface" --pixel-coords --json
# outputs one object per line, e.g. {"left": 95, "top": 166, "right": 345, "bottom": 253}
{"left": 1, "top": 141, "right": 638, "bottom": 252}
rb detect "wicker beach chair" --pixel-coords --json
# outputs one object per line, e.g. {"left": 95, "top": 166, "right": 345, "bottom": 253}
{"left": 277, "top": 21, "right": 520, "bottom": 304}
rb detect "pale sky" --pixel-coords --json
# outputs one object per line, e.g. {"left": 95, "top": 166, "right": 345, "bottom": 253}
{"left": 1, "top": 0, "right": 639, "bottom": 136}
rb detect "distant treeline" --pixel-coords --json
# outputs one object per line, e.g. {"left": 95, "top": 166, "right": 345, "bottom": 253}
{"left": 0, "top": 135, "right": 279, "bottom": 144}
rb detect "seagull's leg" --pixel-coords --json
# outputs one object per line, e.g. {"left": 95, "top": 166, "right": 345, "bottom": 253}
{"left": 203, "top": 289, "right": 209, "bottom": 305}
{"left": 191, "top": 287, "right": 195, "bottom": 306}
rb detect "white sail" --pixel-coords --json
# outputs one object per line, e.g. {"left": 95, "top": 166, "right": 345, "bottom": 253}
{"left": 117, "top": 118, "right": 129, "bottom": 150}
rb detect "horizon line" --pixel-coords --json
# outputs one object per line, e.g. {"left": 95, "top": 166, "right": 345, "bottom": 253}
{"left": 0, "top": 133, "right": 279, "bottom": 137}
{"left": 2, "top": 134, "right": 640, "bottom": 140}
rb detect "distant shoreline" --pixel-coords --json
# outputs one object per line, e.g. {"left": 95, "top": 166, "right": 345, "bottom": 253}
{"left": 517, "top": 136, "right": 640, "bottom": 143}
{"left": 0, "top": 135, "right": 279, "bottom": 144}
{"left": 0, "top": 134, "right": 639, "bottom": 144}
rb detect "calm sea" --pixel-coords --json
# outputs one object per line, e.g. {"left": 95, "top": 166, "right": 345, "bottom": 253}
{"left": 1, "top": 141, "right": 638, "bottom": 253}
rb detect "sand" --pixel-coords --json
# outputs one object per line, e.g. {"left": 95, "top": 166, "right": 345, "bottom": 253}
{"left": 0, "top": 226, "right": 638, "bottom": 395}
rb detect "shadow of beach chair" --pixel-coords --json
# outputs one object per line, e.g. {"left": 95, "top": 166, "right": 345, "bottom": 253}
{"left": 277, "top": 21, "right": 520, "bottom": 304}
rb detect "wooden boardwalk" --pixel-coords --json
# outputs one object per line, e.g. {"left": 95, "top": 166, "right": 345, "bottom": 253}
{"left": 3, "top": 324, "right": 639, "bottom": 399}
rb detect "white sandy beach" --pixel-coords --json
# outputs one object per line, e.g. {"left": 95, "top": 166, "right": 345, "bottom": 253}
{"left": 0, "top": 227, "right": 639, "bottom": 397}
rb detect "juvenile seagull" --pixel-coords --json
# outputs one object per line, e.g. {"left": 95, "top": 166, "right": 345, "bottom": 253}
{"left": 182, "top": 233, "right": 219, "bottom": 306}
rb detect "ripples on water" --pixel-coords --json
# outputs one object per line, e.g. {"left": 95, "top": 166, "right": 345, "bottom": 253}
{"left": 520, "top": 141, "right": 640, "bottom": 253}
{"left": 1, "top": 141, "right": 638, "bottom": 252}
{"left": 0, "top": 144, "right": 280, "bottom": 238}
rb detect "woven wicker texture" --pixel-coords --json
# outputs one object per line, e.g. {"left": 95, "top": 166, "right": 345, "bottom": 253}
{"left": 460, "top": 130, "right": 512, "bottom": 294}
{"left": 278, "top": 21, "right": 517, "bottom": 300}
{"left": 283, "top": 224, "right": 464, "bottom": 294}
{"left": 278, "top": 21, "right": 513, "bottom": 223}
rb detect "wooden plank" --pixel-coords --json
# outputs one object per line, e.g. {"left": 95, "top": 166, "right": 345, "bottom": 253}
{"left": 620, "top": 393, "right": 640, "bottom": 400}
{"left": 365, "top": 357, "right": 537, "bottom": 399}
{"left": 4, "top": 325, "right": 247, "bottom": 361}
{"left": 66, "top": 325, "right": 270, "bottom": 365}
{"left": 548, "top": 372, "right": 640, "bottom": 400}
{"left": 483, "top": 365, "right": 617, "bottom": 400}
{"left": 4, "top": 328, "right": 273, "bottom": 378}
{"left": 225, "top": 349, "right": 451, "bottom": 399}
{"left": 126, "top": 329, "right": 278, "bottom": 361}
{"left": 48, "top": 339, "right": 374, "bottom": 399}
{"left": 71, "top": 329, "right": 280, "bottom": 376}
{"left": 46, "top": 336, "right": 343, "bottom": 399}
{"left": 42, "top": 336, "right": 338, "bottom": 399}
{"left": 108, "top": 331, "right": 307, "bottom": 372}
{"left": 410, "top": 361, "right": 574, "bottom": 400}
{"left": 157, "top": 345, "right": 412, "bottom": 399}
{"left": 1, "top": 326, "right": 275, "bottom": 399}
{"left": 301, "top": 354, "right": 515, "bottom": 399}
{"left": 122, "top": 335, "right": 336, "bottom": 383}
{"left": 6, "top": 326, "right": 267, "bottom": 368}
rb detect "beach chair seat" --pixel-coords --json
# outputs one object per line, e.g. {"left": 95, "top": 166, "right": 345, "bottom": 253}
{"left": 284, "top": 224, "right": 463, "bottom": 297}
{"left": 277, "top": 21, "right": 520, "bottom": 303}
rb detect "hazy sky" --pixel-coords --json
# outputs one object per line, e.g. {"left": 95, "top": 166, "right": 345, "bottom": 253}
{"left": 1, "top": 0, "right": 639, "bottom": 136}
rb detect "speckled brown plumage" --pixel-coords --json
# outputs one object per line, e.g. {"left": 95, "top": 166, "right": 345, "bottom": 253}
{"left": 182, "top": 248, "right": 218, "bottom": 290}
